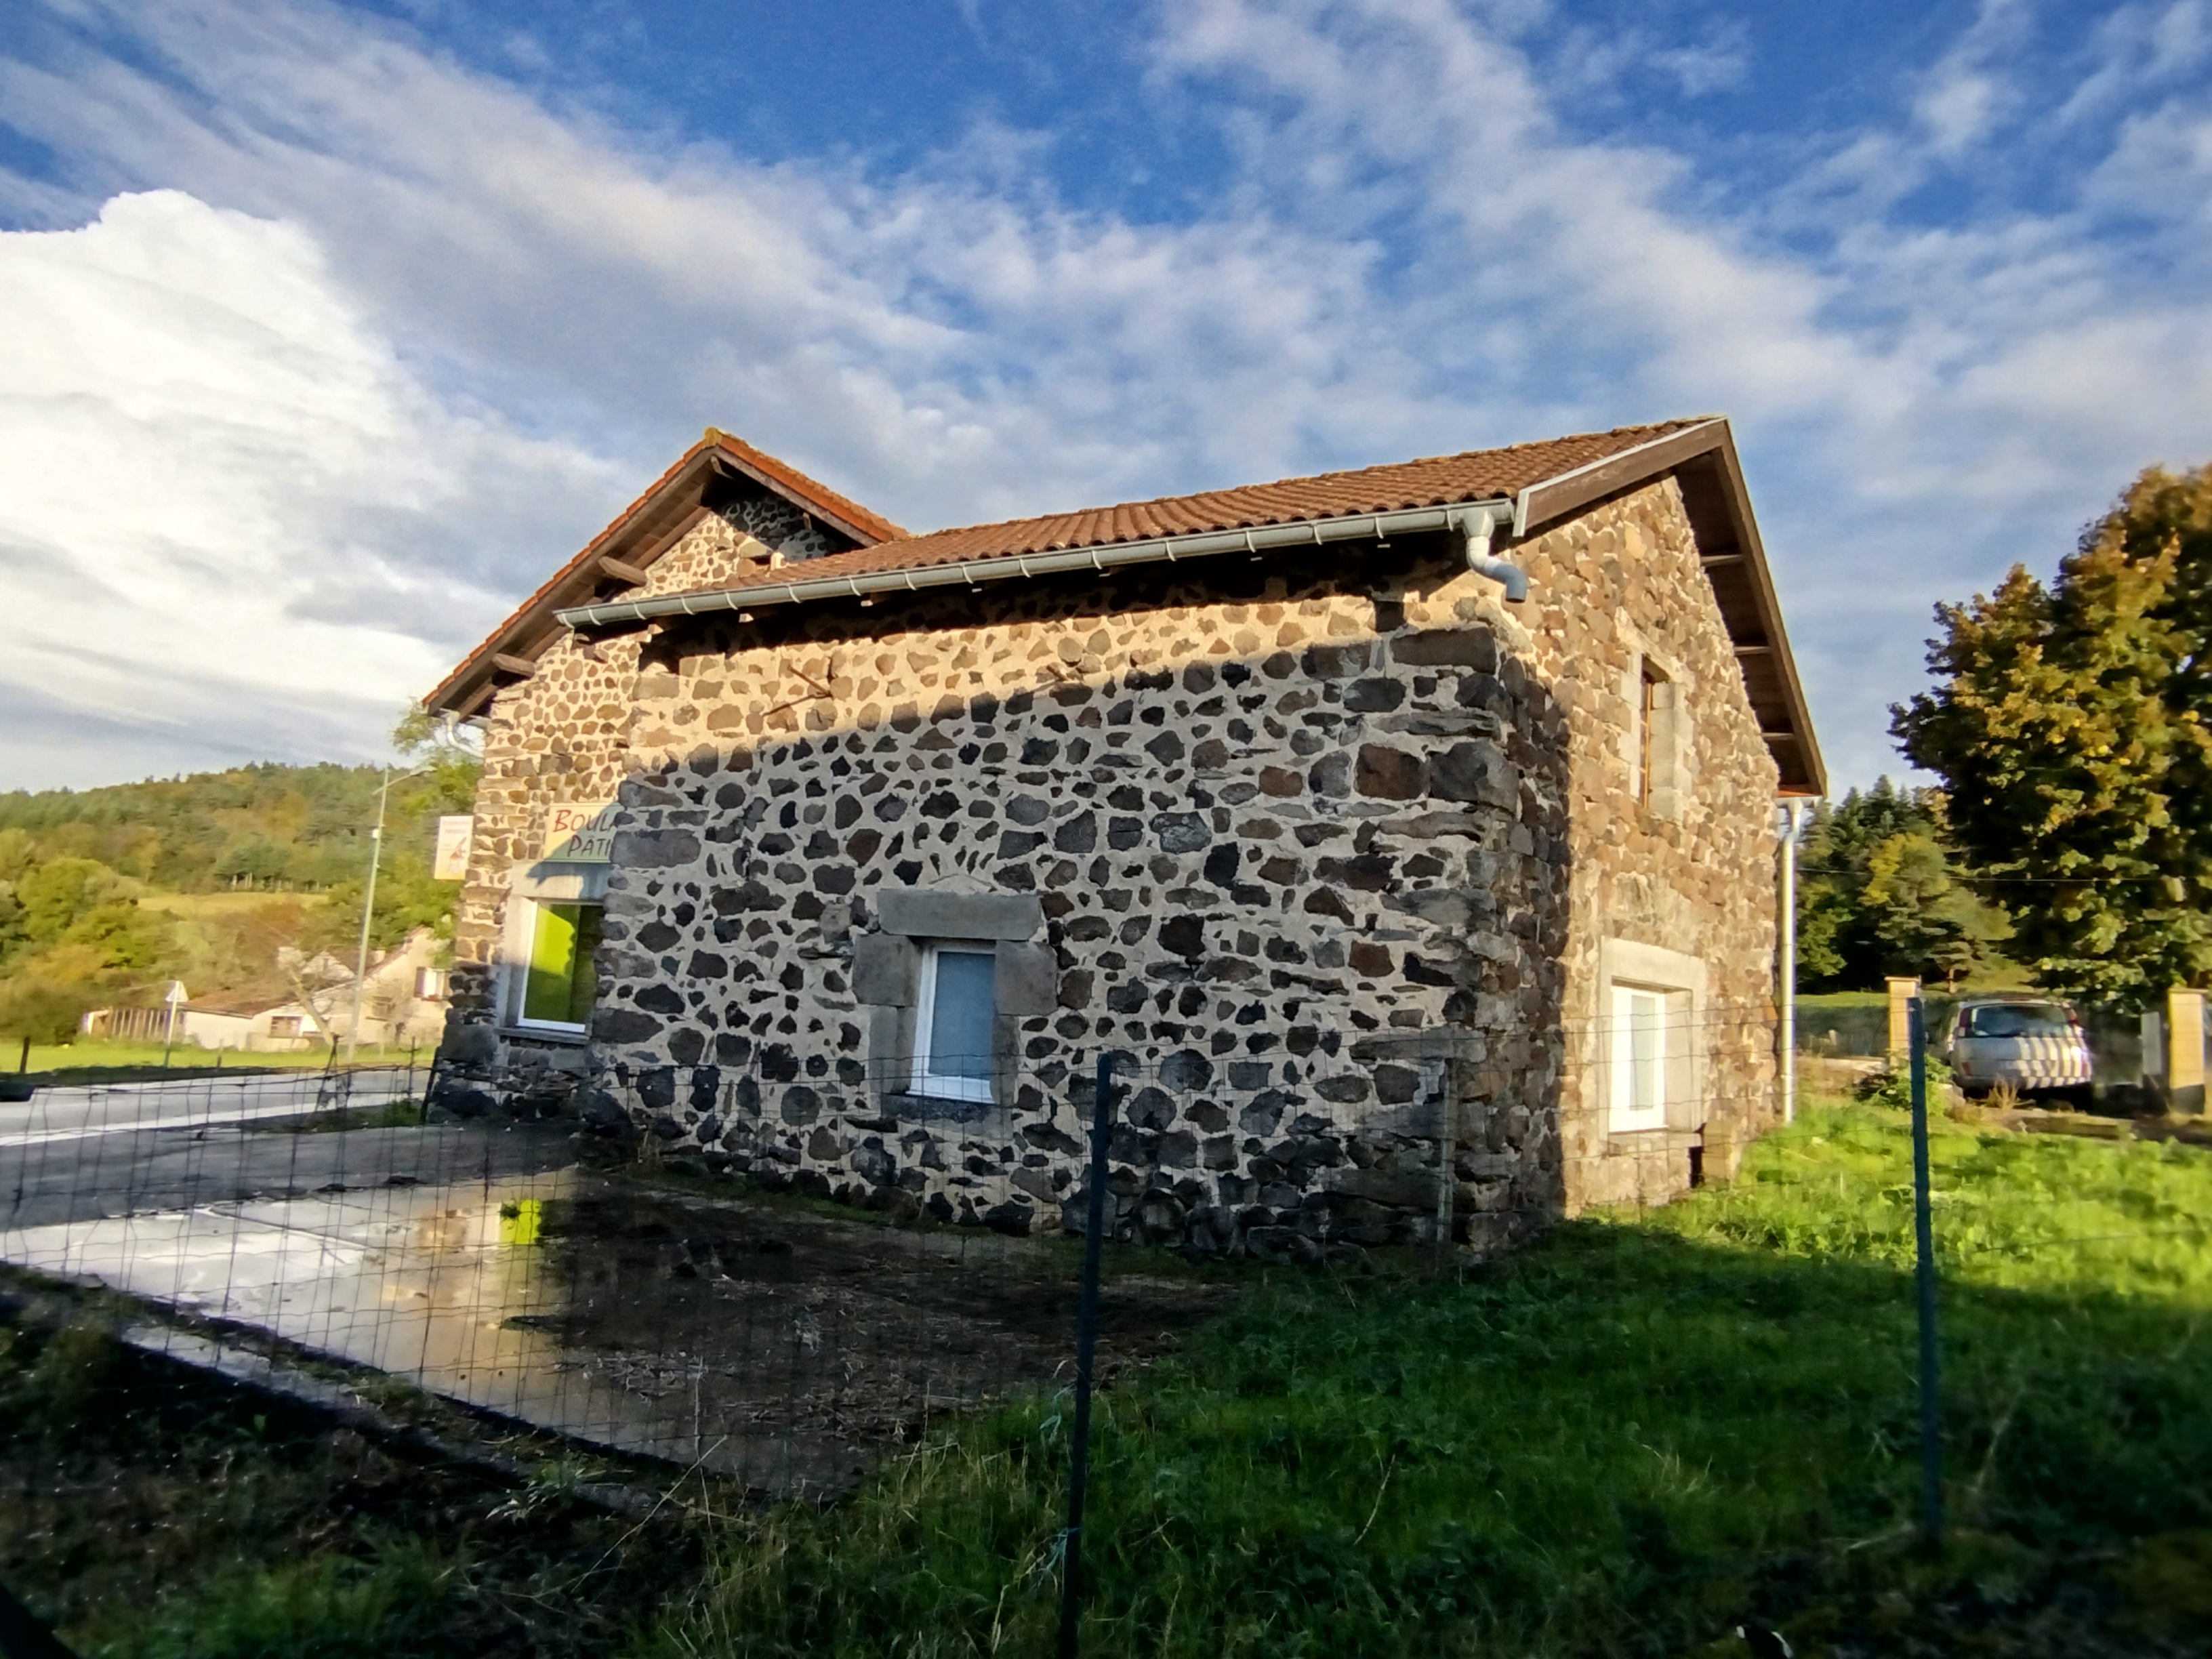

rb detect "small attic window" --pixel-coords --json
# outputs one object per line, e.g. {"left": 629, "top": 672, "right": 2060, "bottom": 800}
{"left": 1630, "top": 656, "right": 1681, "bottom": 818}
{"left": 1637, "top": 660, "right": 1663, "bottom": 806}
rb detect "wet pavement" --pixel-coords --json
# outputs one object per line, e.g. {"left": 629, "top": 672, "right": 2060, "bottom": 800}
{"left": 1, "top": 1112, "right": 575, "bottom": 1230}
{"left": 1, "top": 1067, "right": 420, "bottom": 1149}
{"left": 1, "top": 1105, "right": 1233, "bottom": 1492}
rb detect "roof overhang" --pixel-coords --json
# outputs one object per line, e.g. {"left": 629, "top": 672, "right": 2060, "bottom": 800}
{"left": 424, "top": 432, "right": 903, "bottom": 720}
{"left": 545, "top": 417, "right": 1824, "bottom": 796}
{"left": 554, "top": 499, "right": 1515, "bottom": 628}
{"left": 1505, "top": 419, "right": 1824, "bottom": 796}
{"left": 430, "top": 417, "right": 1821, "bottom": 796}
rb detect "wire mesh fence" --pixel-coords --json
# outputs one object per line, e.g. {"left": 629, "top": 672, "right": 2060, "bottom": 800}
{"left": 1, "top": 1006, "right": 2207, "bottom": 1654}
{"left": 0, "top": 1022, "right": 1611, "bottom": 1500}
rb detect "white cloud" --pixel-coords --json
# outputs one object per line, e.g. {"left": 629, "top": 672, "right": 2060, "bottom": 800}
{"left": 0, "top": 189, "right": 617, "bottom": 785}
{"left": 0, "top": 0, "right": 2209, "bottom": 796}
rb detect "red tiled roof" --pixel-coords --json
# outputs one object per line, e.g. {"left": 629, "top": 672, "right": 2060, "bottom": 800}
{"left": 705, "top": 419, "right": 1706, "bottom": 595}
{"left": 709, "top": 428, "right": 907, "bottom": 545}
{"left": 424, "top": 430, "right": 903, "bottom": 714}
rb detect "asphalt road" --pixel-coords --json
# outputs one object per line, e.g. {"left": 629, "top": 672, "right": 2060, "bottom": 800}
{"left": 0, "top": 1067, "right": 417, "bottom": 1150}
{"left": 0, "top": 1070, "right": 576, "bottom": 1231}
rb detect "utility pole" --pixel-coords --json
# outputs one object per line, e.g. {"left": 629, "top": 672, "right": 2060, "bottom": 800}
{"left": 346, "top": 764, "right": 425, "bottom": 1062}
{"left": 161, "top": 980, "right": 187, "bottom": 1068}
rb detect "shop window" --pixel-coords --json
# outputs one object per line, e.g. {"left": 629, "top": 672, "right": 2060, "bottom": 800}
{"left": 518, "top": 900, "right": 602, "bottom": 1028}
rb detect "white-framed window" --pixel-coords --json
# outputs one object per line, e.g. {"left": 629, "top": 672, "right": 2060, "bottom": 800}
{"left": 1609, "top": 983, "right": 1668, "bottom": 1132}
{"left": 509, "top": 897, "right": 603, "bottom": 1031}
{"left": 911, "top": 941, "right": 997, "bottom": 1103}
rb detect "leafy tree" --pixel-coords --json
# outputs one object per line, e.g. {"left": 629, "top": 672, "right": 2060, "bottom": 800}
{"left": 391, "top": 704, "right": 483, "bottom": 819}
{"left": 0, "top": 975, "right": 99, "bottom": 1046}
{"left": 1794, "top": 781, "right": 2011, "bottom": 992}
{"left": 15, "top": 858, "right": 131, "bottom": 944}
{"left": 213, "top": 835, "right": 293, "bottom": 887}
{"left": 1893, "top": 462, "right": 2212, "bottom": 1006}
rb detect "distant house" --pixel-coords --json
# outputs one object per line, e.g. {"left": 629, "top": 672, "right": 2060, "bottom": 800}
{"left": 425, "top": 417, "right": 1822, "bottom": 1244}
{"left": 83, "top": 929, "right": 452, "bottom": 1053}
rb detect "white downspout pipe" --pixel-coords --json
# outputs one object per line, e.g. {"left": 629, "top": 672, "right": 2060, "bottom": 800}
{"left": 1456, "top": 504, "right": 1527, "bottom": 601}
{"left": 1778, "top": 799, "right": 1806, "bottom": 1124}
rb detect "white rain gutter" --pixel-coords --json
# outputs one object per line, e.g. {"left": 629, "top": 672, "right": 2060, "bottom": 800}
{"left": 554, "top": 497, "right": 1526, "bottom": 631}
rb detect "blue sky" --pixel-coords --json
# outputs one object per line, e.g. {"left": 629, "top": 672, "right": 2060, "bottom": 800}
{"left": 1, "top": 0, "right": 2207, "bottom": 790}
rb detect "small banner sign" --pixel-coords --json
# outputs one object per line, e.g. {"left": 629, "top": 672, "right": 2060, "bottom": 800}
{"left": 433, "top": 815, "right": 475, "bottom": 880}
{"left": 542, "top": 801, "right": 619, "bottom": 863}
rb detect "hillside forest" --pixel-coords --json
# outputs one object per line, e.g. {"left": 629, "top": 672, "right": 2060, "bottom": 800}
{"left": 0, "top": 727, "right": 480, "bottom": 1044}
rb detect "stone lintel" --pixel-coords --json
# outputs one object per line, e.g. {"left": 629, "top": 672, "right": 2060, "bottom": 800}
{"left": 876, "top": 888, "right": 1043, "bottom": 941}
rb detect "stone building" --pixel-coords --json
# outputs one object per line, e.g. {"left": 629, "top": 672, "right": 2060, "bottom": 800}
{"left": 424, "top": 417, "right": 1823, "bottom": 1250}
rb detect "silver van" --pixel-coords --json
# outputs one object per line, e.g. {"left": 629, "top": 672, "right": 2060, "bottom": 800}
{"left": 1944, "top": 998, "right": 2093, "bottom": 1105}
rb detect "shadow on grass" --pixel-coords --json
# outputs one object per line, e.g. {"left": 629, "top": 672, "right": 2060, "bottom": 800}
{"left": 639, "top": 1105, "right": 2212, "bottom": 1658}
{"left": 0, "top": 1313, "right": 704, "bottom": 1659}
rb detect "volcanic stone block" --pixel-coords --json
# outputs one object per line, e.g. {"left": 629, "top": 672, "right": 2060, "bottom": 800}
{"left": 1355, "top": 745, "right": 1426, "bottom": 799}
{"left": 852, "top": 934, "right": 920, "bottom": 1006}
{"left": 1302, "top": 641, "right": 1370, "bottom": 678}
{"left": 1159, "top": 1048, "right": 1214, "bottom": 1091}
{"left": 995, "top": 941, "right": 1059, "bottom": 1015}
{"left": 878, "top": 888, "right": 1043, "bottom": 940}
{"left": 1349, "top": 941, "right": 1393, "bottom": 975}
{"left": 1391, "top": 628, "right": 1498, "bottom": 670}
{"left": 1128, "top": 1086, "right": 1177, "bottom": 1129}
{"left": 1151, "top": 813, "right": 1211, "bottom": 853}
{"left": 1342, "top": 678, "right": 1406, "bottom": 712}
{"left": 615, "top": 828, "right": 701, "bottom": 867}
{"left": 1159, "top": 915, "right": 1206, "bottom": 959}
{"left": 1429, "top": 739, "right": 1517, "bottom": 808}
{"left": 1309, "top": 752, "right": 1353, "bottom": 796}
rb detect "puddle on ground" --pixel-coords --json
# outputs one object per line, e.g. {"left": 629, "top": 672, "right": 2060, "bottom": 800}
{"left": 0, "top": 1170, "right": 1231, "bottom": 1494}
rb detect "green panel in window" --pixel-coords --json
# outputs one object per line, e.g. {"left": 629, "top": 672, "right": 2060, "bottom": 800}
{"left": 523, "top": 902, "right": 602, "bottom": 1025}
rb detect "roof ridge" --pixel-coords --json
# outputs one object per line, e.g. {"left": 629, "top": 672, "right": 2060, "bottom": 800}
{"left": 708, "top": 428, "right": 909, "bottom": 543}
{"left": 903, "top": 417, "right": 1713, "bottom": 544}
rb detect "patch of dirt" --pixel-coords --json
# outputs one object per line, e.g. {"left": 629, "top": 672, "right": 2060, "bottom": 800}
{"left": 521, "top": 1182, "right": 1237, "bottom": 1494}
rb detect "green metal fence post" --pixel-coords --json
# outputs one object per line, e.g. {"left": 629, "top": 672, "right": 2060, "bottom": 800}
{"left": 1908, "top": 996, "right": 1944, "bottom": 1544}
{"left": 1058, "top": 1051, "right": 1117, "bottom": 1659}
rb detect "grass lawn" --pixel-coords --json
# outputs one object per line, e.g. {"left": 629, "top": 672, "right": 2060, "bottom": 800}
{"left": 643, "top": 1095, "right": 2212, "bottom": 1657}
{"left": 3, "top": 1094, "right": 2207, "bottom": 1656}
{"left": 134, "top": 892, "right": 333, "bottom": 918}
{"left": 0, "top": 1300, "right": 701, "bottom": 1659}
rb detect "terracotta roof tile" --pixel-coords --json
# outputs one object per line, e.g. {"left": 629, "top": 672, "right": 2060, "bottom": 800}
{"left": 708, "top": 429, "right": 907, "bottom": 544}
{"left": 429, "top": 417, "right": 1715, "bottom": 717}
{"left": 424, "top": 429, "right": 902, "bottom": 713}
{"left": 705, "top": 419, "right": 1704, "bottom": 596}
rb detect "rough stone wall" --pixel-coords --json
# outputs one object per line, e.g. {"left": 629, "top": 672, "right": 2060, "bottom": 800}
{"left": 586, "top": 533, "right": 1570, "bottom": 1250}
{"left": 1510, "top": 480, "right": 1782, "bottom": 1210}
{"left": 448, "top": 630, "right": 644, "bottom": 1027}
{"left": 448, "top": 475, "right": 1782, "bottom": 1250}
{"left": 449, "top": 492, "right": 859, "bottom": 1026}
{"left": 638, "top": 483, "right": 855, "bottom": 596}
